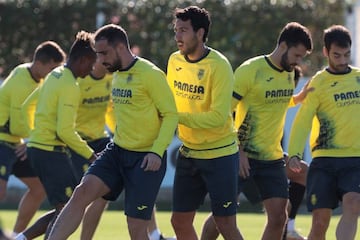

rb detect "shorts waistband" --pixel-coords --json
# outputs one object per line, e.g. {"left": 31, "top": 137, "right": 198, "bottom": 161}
{"left": 181, "top": 141, "right": 236, "bottom": 153}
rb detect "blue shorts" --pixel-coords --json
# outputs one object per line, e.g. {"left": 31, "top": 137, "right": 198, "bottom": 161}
{"left": 239, "top": 158, "right": 288, "bottom": 201}
{"left": 0, "top": 141, "right": 36, "bottom": 181}
{"left": 70, "top": 137, "right": 111, "bottom": 183}
{"left": 86, "top": 143, "right": 166, "bottom": 220}
{"left": 28, "top": 146, "right": 78, "bottom": 206}
{"left": 306, "top": 157, "right": 360, "bottom": 211}
{"left": 172, "top": 152, "right": 239, "bottom": 216}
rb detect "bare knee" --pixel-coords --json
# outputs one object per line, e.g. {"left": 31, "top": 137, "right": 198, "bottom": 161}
{"left": 171, "top": 212, "right": 193, "bottom": 230}
{"left": 343, "top": 193, "right": 360, "bottom": 214}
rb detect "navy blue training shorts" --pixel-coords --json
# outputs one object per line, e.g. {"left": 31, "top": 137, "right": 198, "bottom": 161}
{"left": 307, "top": 156, "right": 360, "bottom": 211}
{"left": 172, "top": 152, "right": 239, "bottom": 216}
{"left": 239, "top": 158, "right": 288, "bottom": 201}
{"left": 28, "top": 146, "right": 78, "bottom": 206}
{"left": 86, "top": 142, "right": 166, "bottom": 220}
{"left": 71, "top": 137, "right": 111, "bottom": 183}
{"left": 0, "top": 141, "right": 37, "bottom": 180}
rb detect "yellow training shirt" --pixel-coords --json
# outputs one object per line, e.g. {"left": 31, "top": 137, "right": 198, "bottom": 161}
{"left": 76, "top": 73, "right": 115, "bottom": 140}
{"left": 112, "top": 57, "right": 178, "bottom": 157}
{"left": 167, "top": 48, "right": 238, "bottom": 159}
{"left": 233, "top": 55, "right": 295, "bottom": 160}
{"left": 27, "top": 66, "right": 93, "bottom": 159}
{"left": 288, "top": 67, "right": 360, "bottom": 158}
{"left": 0, "top": 63, "right": 40, "bottom": 143}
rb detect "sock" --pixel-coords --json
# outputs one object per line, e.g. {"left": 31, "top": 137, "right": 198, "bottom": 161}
{"left": 289, "top": 181, "right": 305, "bottom": 219}
{"left": 287, "top": 218, "right": 295, "bottom": 232}
{"left": 15, "top": 232, "right": 28, "bottom": 240}
{"left": 149, "top": 228, "right": 161, "bottom": 240}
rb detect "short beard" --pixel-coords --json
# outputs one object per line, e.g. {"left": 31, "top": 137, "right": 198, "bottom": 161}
{"left": 280, "top": 51, "right": 293, "bottom": 72}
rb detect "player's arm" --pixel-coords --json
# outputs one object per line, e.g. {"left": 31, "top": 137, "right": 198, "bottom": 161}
{"left": 146, "top": 70, "right": 178, "bottom": 158}
{"left": 56, "top": 84, "right": 94, "bottom": 160}
{"left": 292, "top": 79, "right": 315, "bottom": 105}
{"left": 178, "top": 61, "right": 234, "bottom": 129}
{"left": 19, "top": 87, "right": 40, "bottom": 137}
{"left": 288, "top": 88, "right": 318, "bottom": 171}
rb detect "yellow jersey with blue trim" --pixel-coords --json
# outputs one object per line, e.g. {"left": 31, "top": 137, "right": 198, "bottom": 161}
{"left": 28, "top": 66, "right": 93, "bottom": 159}
{"left": 76, "top": 73, "right": 115, "bottom": 140}
{"left": 112, "top": 57, "right": 178, "bottom": 157}
{"left": 289, "top": 67, "right": 360, "bottom": 159}
{"left": 233, "top": 55, "right": 295, "bottom": 160}
{"left": 0, "top": 63, "right": 40, "bottom": 143}
{"left": 167, "top": 48, "right": 238, "bottom": 159}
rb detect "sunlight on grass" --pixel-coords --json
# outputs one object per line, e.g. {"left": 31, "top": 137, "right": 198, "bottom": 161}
{"left": 1, "top": 210, "right": 352, "bottom": 239}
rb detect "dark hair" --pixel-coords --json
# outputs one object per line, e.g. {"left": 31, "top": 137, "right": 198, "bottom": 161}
{"left": 323, "top": 25, "right": 351, "bottom": 51}
{"left": 294, "top": 65, "right": 302, "bottom": 87}
{"left": 94, "top": 24, "right": 130, "bottom": 48}
{"left": 68, "top": 31, "right": 95, "bottom": 61}
{"left": 33, "top": 41, "right": 66, "bottom": 64}
{"left": 174, "top": 6, "right": 210, "bottom": 43}
{"left": 278, "top": 22, "right": 313, "bottom": 52}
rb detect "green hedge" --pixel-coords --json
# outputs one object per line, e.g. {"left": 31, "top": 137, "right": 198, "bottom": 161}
{"left": 0, "top": 0, "right": 346, "bottom": 78}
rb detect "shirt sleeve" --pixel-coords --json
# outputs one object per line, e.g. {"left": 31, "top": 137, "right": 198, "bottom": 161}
{"left": 288, "top": 81, "right": 319, "bottom": 158}
{"left": 178, "top": 61, "right": 233, "bottom": 129}
{"left": 19, "top": 87, "right": 40, "bottom": 137}
{"left": 56, "top": 84, "right": 94, "bottom": 159}
{"left": 144, "top": 70, "right": 178, "bottom": 157}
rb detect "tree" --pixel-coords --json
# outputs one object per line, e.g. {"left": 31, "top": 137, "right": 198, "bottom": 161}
{"left": 0, "top": 0, "right": 346, "bottom": 78}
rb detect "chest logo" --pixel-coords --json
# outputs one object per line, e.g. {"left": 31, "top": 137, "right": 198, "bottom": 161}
{"left": 198, "top": 69, "right": 205, "bottom": 80}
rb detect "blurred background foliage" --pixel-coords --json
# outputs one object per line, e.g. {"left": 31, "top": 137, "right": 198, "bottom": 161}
{"left": 0, "top": 0, "right": 349, "bottom": 78}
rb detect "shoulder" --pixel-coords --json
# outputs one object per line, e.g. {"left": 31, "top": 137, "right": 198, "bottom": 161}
{"left": 136, "top": 57, "right": 166, "bottom": 77}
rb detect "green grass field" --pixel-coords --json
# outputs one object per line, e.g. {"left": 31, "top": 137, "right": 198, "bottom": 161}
{"left": 1, "top": 210, "right": 352, "bottom": 239}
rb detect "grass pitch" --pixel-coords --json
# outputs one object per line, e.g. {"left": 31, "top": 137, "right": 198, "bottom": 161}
{"left": 0, "top": 210, "right": 352, "bottom": 239}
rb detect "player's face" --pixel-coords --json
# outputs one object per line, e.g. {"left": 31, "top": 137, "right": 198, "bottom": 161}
{"left": 78, "top": 55, "right": 96, "bottom": 78}
{"left": 326, "top": 43, "right": 351, "bottom": 73}
{"left": 174, "top": 19, "right": 201, "bottom": 56}
{"left": 280, "top": 44, "right": 308, "bottom": 72}
{"left": 95, "top": 39, "right": 122, "bottom": 73}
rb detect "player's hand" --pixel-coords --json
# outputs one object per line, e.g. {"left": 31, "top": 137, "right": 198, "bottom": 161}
{"left": 15, "top": 143, "right": 27, "bottom": 161}
{"left": 141, "top": 153, "right": 161, "bottom": 171}
{"left": 288, "top": 156, "right": 302, "bottom": 173}
{"left": 239, "top": 150, "right": 250, "bottom": 178}
{"left": 293, "top": 79, "right": 315, "bottom": 104}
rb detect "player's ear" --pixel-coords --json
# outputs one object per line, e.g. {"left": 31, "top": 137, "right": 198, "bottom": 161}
{"left": 322, "top": 46, "right": 329, "bottom": 57}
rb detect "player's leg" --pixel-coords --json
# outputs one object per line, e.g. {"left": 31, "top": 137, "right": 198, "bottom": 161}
{"left": 307, "top": 208, "right": 331, "bottom": 240}
{"left": 12, "top": 157, "right": 46, "bottom": 233}
{"left": 201, "top": 153, "right": 243, "bottom": 240}
{"left": 171, "top": 153, "right": 206, "bottom": 240}
{"left": 15, "top": 210, "right": 55, "bottom": 240}
{"left": 48, "top": 174, "right": 110, "bottom": 240}
{"left": 0, "top": 142, "right": 18, "bottom": 200}
{"left": 80, "top": 197, "right": 108, "bottom": 240}
{"left": 13, "top": 177, "right": 46, "bottom": 234}
{"left": 285, "top": 161, "right": 307, "bottom": 240}
{"left": 262, "top": 197, "right": 288, "bottom": 239}
{"left": 125, "top": 150, "right": 167, "bottom": 240}
{"left": 306, "top": 157, "right": 337, "bottom": 240}
{"left": 335, "top": 158, "right": 360, "bottom": 240}
{"left": 148, "top": 206, "right": 175, "bottom": 240}
{"left": 254, "top": 159, "right": 289, "bottom": 240}
{"left": 200, "top": 214, "right": 220, "bottom": 240}
{"left": 48, "top": 142, "right": 120, "bottom": 239}
{"left": 336, "top": 192, "right": 360, "bottom": 240}
{"left": 78, "top": 138, "right": 110, "bottom": 240}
